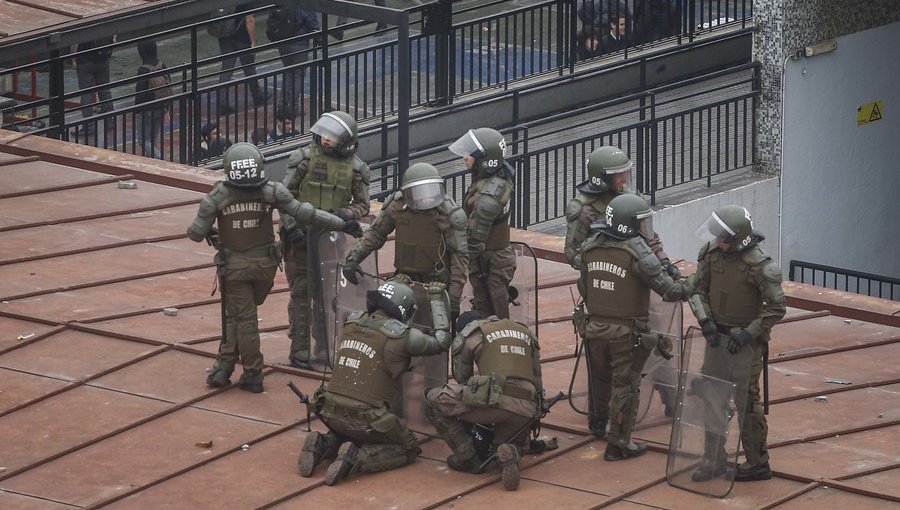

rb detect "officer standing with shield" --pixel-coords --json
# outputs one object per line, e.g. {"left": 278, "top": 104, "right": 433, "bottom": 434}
{"left": 187, "top": 143, "right": 362, "bottom": 393}
{"left": 297, "top": 277, "right": 452, "bottom": 485}
{"left": 573, "top": 194, "right": 692, "bottom": 460}
{"left": 449, "top": 128, "right": 517, "bottom": 319}
{"left": 281, "top": 111, "right": 370, "bottom": 370}
{"left": 689, "top": 205, "right": 785, "bottom": 482}
{"left": 424, "top": 311, "right": 544, "bottom": 490}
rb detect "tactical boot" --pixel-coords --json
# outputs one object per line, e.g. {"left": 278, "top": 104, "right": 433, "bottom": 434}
{"left": 495, "top": 444, "right": 520, "bottom": 491}
{"left": 588, "top": 416, "right": 608, "bottom": 439}
{"left": 447, "top": 454, "right": 484, "bottom": 474}
{"left": 325, "top": 442, "right": 359, "bottom": 486}
{"left": 290, "top": 358, "right": 314, "bottom": 371}
{"left": 734, "top": 461, "right": 772, "bottom": 482}
{"left": 206, "top": 369, "right": 231, "bottom": 388}
{"left": 603, "top": 442, "right": 647, "bottom": 461}
{"left": 298, "top": 431, "right": 328, "bottom": 477}
{"left": 691, "top": 461, "right": 728, "bottom": 482}
{"left": 238, "top": 373, "right": 264, "bottom": 394}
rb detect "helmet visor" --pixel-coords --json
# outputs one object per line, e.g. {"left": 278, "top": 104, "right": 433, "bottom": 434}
{"left": 694, "top": 212, "right": 736, "bottom": 245}
{"left": 448, "top": 130, "right": 483, "bottom": 158}
{"left": 311, "top": 113, "right": 352, "bottom": 147}
{"left": 637, "top": 209, "right": 654, "bottom": 239}
{"left": 607, "top": 166, "right": 633, "bottom": 193}
{"left": 402, "top": 179, "right": 444, "bottom": 210}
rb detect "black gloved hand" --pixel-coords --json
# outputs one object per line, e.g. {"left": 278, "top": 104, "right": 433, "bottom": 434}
{"left": 342, "top": 220, "right": 364, "bottom": 238}
{"left": 285, "top": 227, "right": 306, "bottom": 245}
{"left": 335, "top": 209, "right": 351, "bottom": 221}
{"left": 727, "top": 329, "right": 752, "bottom": 354}
{"left": 342, "top": 263, "right": 361, "bottom": 285}
{"left": 450, "top": 310, "right": 460, "bottom": 337}
{"left": 662, "top": 259, "right": 681, "bottom": 279}
{"left": 701, "top": 319, "right": 719, "bottom": 347}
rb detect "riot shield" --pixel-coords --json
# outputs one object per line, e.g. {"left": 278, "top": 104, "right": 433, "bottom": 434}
{"left": 508, "top": 241, "right": 538, "bottom": 328}
{"left": 635, "top": 296, "right": 683, "bottom": 425}
{"left": 308, "top": 229, "right": 380, "bottom": 373}
{"left": 567, "top": 295, "right": 681, "bottom": 426}
{"left": 666, "top": 327, "right": 753, "bottom": 498}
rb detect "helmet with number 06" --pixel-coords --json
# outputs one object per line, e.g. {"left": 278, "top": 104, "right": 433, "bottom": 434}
{"left": 223, "top": 142, "right": 267, "bottom": 188}
{"left": 604, "top": 193, "right": 654, "bottom": 239}
{"left": 448, "top": 127, "right": 508, "bottom": 175}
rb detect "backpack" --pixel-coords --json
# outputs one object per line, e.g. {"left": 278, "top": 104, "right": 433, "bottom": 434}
{"left": 266, "top": 7, "right": 298, "bottom": 41}
{"left": 207, "top": 6, "right": 239, "bottom": 39}
{"left": 140, "top": 64, "right": 172, "bottom": 101}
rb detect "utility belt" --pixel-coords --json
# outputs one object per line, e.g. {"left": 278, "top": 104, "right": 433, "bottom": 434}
{"left": 589, "top": 315, "right": 634, "bottom": 328}
{"left": 716, "top": 323, "right": 743, "bottom": 335}
{"left": 462, "top": 374, "right": 535, "bottom": 408}
{"left": 224, "top": 244, "right": 278, "bottom": 259}
{"left": 320, "top": 396, "right": 371, "bottom": 420}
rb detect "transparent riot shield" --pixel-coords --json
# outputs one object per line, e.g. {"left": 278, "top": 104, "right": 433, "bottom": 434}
{"left": 636, "top": 296, "right": 683, "bottom": 425}
{"left": 308, "top": 229, "right": 380, "bottom": 373}
{"left": 567, "top": 295, "right": 681, "bottom": 426}
{"left": 509, "top": 241, "right": 538, "bottom": 328}
{"left": 666, "top": 327, "right": 753, "bottom": 498}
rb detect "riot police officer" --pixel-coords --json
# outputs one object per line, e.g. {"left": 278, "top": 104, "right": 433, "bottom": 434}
{"left": 297, "top": 277, "right": 453, "bottom": 485}
{"left": 424, "top": 311, "right": 543, "bottom": 491}
{"left": 565, "top": 146, "right": 680, "bottom": 277}
{"left": 449, "top": 128, "right": 517, "bottom": 319}
{"left": 573, "top": 194, "right": 692, "bottom": 460}
{"left": 281, "top": 111, "right": 370, "bottom": 370}
{"left": 689, "top": 205, "right": 785, "bottom": 482}
{"left": 186, "top": 143, "right": 362, "bottom": 393}
{"left": 343, "top": 163, "right": 468, "bottom": 326}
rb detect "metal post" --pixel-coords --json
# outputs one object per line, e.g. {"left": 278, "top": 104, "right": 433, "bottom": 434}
{"left": 190, "top": 27, "right": 201, "bottom": 166}
{"left": 397, "top": 13, "right": 411, "bottom": 176}
{"left": 48, "top": 50, "right": 66, "bottom": 140}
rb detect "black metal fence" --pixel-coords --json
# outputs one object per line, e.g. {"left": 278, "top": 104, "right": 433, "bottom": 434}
{"left": 1, "top": 0, "right": 752, "bottom": 165}
{"left": 790, "top": 260, "right": 900, "bottom": 302}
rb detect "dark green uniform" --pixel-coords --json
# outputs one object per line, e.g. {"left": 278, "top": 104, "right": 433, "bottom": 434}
{"left": 464, "top": 175, "right": 516, "bottom": 319}
{"left": 575, "top": 231, "right": 691, "bottom": 448}
{"left": 281, "top": 144, "right": 370, "bottom": 365}
{"left": 691, "top": 234, "right": 785, "bottom": 474}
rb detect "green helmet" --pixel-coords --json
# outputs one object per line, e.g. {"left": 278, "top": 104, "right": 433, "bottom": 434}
{"left": 579, "top": 145, "right": 633, "bottom": 194}
{"left": 366, "top": 278, "right": 417, "bottom": 322}
{"left": 448, "top": 127, "right": 508, "bottom": 175}
{"left": 698, "top": 205, "right": 754, "bottom": 251}
{"left": 400, "top": 162, "right": 444, "bottom": 211}
{"left": 311, "top": 111, "right": 358, "bottom": 157}
{"left": 223, "top": 142, "right": 267, "bottom": 188}
{"left": 604, "top": 193, "right": 653, "bottom": 239}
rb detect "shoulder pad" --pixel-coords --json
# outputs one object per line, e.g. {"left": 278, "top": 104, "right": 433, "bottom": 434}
{"left": 379, "top": 318, "right": 409, "bottom": 338}
{"left": 565, "top": 197, "right": 585, "bottom": 221}
{"left": 447, "top": 204, "right": 468, "bottom": 228}
{"left": 208, "top": 181, "right": 231, "bottom": 203}
{"left": 459, "top": 318, "right": 481, "bottom": 339}
{"left": 741, "top": 245, "right": 770, "bottom": 266}
{"left": 354, "top": 158, "right": 371, "bottom": 182}
{"left": 288, "top": 147, "right": 309, "bottom": 168}
{"left": 480, "top": 176, "right": 507, "bottom": 197}
{"left": 383, "top": 190, "right": 402, "bottom": 209}
{"left": 697, "top": 242, "right": 715, "bottom": 261}
{"left": 268, "top": 181, "right": 294, "bottom": 203}
{"left": 450, "top": 333, "right": 465, "bottom": 356}
{"left": 762, "top": 261, "right": 783, "bottom": 284}
{"left": 345, "top": 310, "right": 365, "bottom": 323}
{"left": 627, "top": 237, "right": 663, "bottom": 276}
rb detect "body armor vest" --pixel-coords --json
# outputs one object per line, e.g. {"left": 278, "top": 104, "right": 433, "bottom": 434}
{"left": 299, "top": 145, "right": 354, "bottom": 213}
{"left": 708, "top": 251, "right": 761, "bottom": 326}
{"left": 393, "top": 207, "right": 448, "bottom": 275}
{"left": 326, "top": 319, "right": 396, "bottom": 406}
{"left": 217, "top": 200, "right": 274, "bottom": 251}
{"left": 583, "top": 244, "right": 649, "bottom": 320}
{"left": 464, "top": 180, "right": 511, "bottom": 251}
{"left": 476, "top": 319, "right": 535, "bottom": 382}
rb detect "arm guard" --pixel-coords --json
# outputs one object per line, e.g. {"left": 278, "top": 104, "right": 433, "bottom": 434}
{"left": 468, "top": 179, "right": 508, "bottom": 257}
{"left": 406, "top": 326, "right": 452, "bottom": 357}
{"left": 744, "top": 258, "right": 787, "bottom": 339}
{"left": 564, "top": 197, "right": 587, "bottom": 268}
{"left": 186, "top": 184, "right": 225, "bottom": 241}
{"left": 443, "top": 202, "right": 469, "bottom": 311}
{"left": 427, "top": 289, "right": 453, "bottom": 350}
{"left": 630, "top": 237, "right": 691, "bottom": 302}
{"left": 692, "top": 243, "right": 714, "bottom": 321}
{"left": 451, "top": 329, "right": 478, "bottom": 384}
{"left": 345, "top": 196, "right": 396, "bottom": 265}
{"left": 340, "top": 159, "right": 371, "bottom": 220}
{"left": 280, "top": 150, "right": 309, "bottom": 232}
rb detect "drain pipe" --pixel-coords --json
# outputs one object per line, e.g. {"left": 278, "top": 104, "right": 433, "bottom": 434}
{"left": 777, "top": 50, "right": 802, "bottom": 267}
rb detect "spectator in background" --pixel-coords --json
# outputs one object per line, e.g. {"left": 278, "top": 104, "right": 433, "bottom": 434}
{"left": 266, "top": 5, "right": 320, "bottom": 112}
{"left": 634, "top": 0, "right": 680, "bottom": 44}
{"left": 252, "top": 127, "right": 271, "bottom": 146}
{"left": 576, "top": 1, "right": 631, "bottom": 59}
{"left": 72, "top": 36, "right": 116, "bottom": 136}
{"left": 212, "top": 3, "right": 268, "bottom": 115}
{"left": 199, "top": 122, "right": 232, "bottom": 160}
{"left": 269, "top": 109, "right": 299, "bottom": 142}
{"left": 602, "top": 12, "right": 630, "bottom": 54}
{"left": 135, "top": 39, "right": 170, "bottom": 160}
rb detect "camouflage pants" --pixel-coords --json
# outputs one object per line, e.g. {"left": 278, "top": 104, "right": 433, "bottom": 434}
{"left": 584, "top": 324, "right": 650, "bottom": 447}
{"left": 214, "top": 250, "right": 278, "bottom": 381}
{"left": 424, "top": 383, "right": 533, "bottom": 461}
{"left": 284, "top": 240, "right": 311, "bottom": 363}
{"left": 320, "top": 393, "right": 420, "bottom": 473}
{"left": 469, "top": 245, "right": 517, "bottom": 319}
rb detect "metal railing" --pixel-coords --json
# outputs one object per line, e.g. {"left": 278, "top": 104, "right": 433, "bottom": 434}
{"left": 1, "top": 0, "right": 753, "bottom": 165}
{"left": 789, "top": 260, "right": 899, "bottom": 301}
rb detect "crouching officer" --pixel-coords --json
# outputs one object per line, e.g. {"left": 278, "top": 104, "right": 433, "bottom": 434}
{"left": 690, "top": 205, "right": 785, "bottom": 482}
{"left": 297, "top": 277, "right": 453, "bottom": 485}
{"left": 281, "top": 111, "right": 370, "bottom": 369}
{"left": 424, "top": 311, "right": 543, "bottom": 491}
{"left": 574, "top": 194, "right": 692, "bottom": 460}
{"left": 186, "top": 143, "right": 362, "bottom": 393}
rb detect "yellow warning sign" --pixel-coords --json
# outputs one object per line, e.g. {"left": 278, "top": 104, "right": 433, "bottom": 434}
{"left": 857, "top": 100, "right": 883, "bottom": 126}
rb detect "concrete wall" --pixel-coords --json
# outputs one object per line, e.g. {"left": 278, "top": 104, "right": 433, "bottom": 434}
{"left": 653, "top": 178, "right": 780, "bottom": 265}
{"left": 780, "top": 23, "right": 900, "bottom": 278}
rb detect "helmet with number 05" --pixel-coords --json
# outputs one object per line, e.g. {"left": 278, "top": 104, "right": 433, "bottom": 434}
{"left": 311, "top": 111, "right": 358, "bottom": 157}
{"left": 579, "top": 145, "right": 633, "bottom": 194}
{"left": 604, "top": 193, "right": 653, "bottom": 239}
{"left": 223, "top": 142, "right": 267, "bottom": 188}
{"left": 366, "top": 278, "right": 417, "bottom": 322}
{"left": 448, "top": 127, "right": 509, "bottom": 175}
{"left": 400, "top": 162, "right": 444, "bottom": 211}
{"left": 696, "top": 205, "right": 754, "bottom": 251}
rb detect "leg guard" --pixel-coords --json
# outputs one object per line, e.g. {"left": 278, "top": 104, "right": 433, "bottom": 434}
{"left": 356, "top": 444, "right": 421, "bottom": 473}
